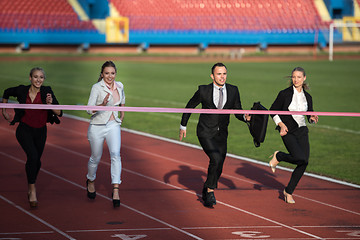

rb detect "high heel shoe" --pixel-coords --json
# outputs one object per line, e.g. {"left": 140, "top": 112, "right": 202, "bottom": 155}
{"left": 269, "top": 151, "right": 279, "bottom": 173}
{"left": 28, "top": 192, "right": 38, "bottom": 208}
{"left": 283, "top": 189, "right": 295, "bottom": 204}
{"left": 112, "top": 187, "right": 120, "bottom": 208}
{"left": 86, "top": 179, "right": 96, "bottom": 199}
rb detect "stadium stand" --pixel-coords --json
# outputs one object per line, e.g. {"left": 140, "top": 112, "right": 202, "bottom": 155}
{"left": 0, "top": 0, "right": 356, "bottom": 53}
{"left": 0, "top": 0, "right": 105, "bottom": 50}
{"left": 107, "top": 0, "right": 333, "bottom": 50}
{"left": 0, "top": 0, "right": 96, "bottom": 32}
{"left": 111, "top": 0, "right": 329, "bottom": 32}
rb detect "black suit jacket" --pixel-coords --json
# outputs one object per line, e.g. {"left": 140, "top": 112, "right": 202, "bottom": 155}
{"left": 181, "top": 83, "right": 245, "bottom": 138}
{"left": 270, "top": 86, "right": 313, "bottom": 133}
{"left": 3, "top": 85, "right": 63, "bottom": 125}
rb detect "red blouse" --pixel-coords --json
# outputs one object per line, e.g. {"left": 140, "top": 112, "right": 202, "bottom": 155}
{"left": 21, "top": 92, "right": 47, "bottom": 128}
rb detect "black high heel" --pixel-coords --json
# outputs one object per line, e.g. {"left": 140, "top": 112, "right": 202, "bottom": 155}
{"left": 112, "top": 187, "right": 120, "bottom": 208}
{"left": 86, "top": 179, "right": 96, "bottom": 199}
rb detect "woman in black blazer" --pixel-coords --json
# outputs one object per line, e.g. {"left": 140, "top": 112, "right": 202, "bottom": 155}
{"left": 269, "top": 67, "right": 318, "bottom": 204}
{"left": 2, "top": 67, "right": 62, "bottom": 208}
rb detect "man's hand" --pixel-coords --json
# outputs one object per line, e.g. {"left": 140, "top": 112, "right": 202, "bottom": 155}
{"left": 179, "top": 129, "right": 186, "bottom": 141}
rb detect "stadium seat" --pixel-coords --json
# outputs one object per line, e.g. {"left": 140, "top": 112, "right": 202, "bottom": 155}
{"left": 109, "top": 0, "right": 329, "bottom": 32}
{"left": 0, "top": 0, "right": 97, "bottom": 32}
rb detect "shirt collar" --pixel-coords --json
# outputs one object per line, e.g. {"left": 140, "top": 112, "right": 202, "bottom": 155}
{"left": 292, "top": 85, "right": 303, "bottom": 95}
{"left": 213, "top": 83, "right": 226, "bottom": 90}
{"left": 101, "top": 79, "right": 117, "bottom": 91}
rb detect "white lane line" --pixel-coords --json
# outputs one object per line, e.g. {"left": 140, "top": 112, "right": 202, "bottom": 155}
{"left": 0, "top": 151, "right": 203, "bottom": 240}
{"left": 34, "top": 117, "right": 360, "bottom": 216}
{"left": 289, "top": 195, "right": 360, "bottom": 216}
{"left": 121, "top": 127, "right": 360, "bottom": 189}
{"left": 36, "top": 144, "right": 323, "bottom": 240}
{"left": 62, "top": 114, "right": 360, "bottom": 190}
{"left": 0, "top": 231, "right": 54, "bottom": 235}
{"left": 295, "top": 226, "right": 360, "bottom": 228}
{"left": 120, "top": 144, "right": 360, "bottom": 216}
{"left": 2, "top": 122, "right": 360, "bottom": 223}
{"left": 182, "top": 226, "right": 282, "bottom": 230}
{"left": 122, "top": 144, "right": 257, "bottom": 186}
{"left": 64, "top": 112, "right": 360, "bottom": 135}
{"left": 66, "top": 228, "right": 171, "bottom": 233}
{"left": 1, "top": 117, "right": 359, "bottom": 239}
{"left": 309, "top": 123, "right": 360, "bottom": 135}
{"left": 0, "top": 193, "right": 75, "bottom": 240}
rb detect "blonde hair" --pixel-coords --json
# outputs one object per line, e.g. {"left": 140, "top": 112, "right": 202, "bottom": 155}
{"left": 30, "top": 67, "right": 46, "bottom": 79}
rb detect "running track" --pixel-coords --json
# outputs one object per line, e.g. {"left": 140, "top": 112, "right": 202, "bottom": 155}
{"left": 0, "top": 115, "right": 359, "bottom": 240}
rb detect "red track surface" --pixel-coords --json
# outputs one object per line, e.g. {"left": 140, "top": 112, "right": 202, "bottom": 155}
{"left": 1, "top": 115, "right": 360, "bottom": 240}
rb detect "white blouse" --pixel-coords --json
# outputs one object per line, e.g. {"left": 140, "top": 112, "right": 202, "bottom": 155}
{"left": 273, "top": 86, "right": 308, "bottom": 127}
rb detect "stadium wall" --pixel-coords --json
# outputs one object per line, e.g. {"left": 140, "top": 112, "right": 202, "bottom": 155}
{"left": 0, "top": 29, "right": 332, "bottom": 53}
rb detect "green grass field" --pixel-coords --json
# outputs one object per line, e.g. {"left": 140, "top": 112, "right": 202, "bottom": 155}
{"left": 1, "top": 55, "right": 359, "bottom": 184}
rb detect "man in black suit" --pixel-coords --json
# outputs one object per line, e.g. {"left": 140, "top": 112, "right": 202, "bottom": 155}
{"left": 179, "top": 62, "right": 250, "bottom": 207}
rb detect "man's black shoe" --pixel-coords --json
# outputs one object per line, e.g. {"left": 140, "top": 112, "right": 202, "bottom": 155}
{"left": 208, "top": 191, "right": 216, "bottom": 205}
{"left": 202, "top": 189, "right": 216, "bottom": 207}
{"left": 202, "top": 187, "right": 207, "bottom": 202}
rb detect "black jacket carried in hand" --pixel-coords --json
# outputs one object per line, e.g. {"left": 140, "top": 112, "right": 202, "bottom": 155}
{"left": 247, "top": 102, "right": 268, "bottom": 147}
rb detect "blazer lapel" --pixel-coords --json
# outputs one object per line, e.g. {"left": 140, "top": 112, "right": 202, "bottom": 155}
{"left": 100, "top": 80, "right": 112, "bottom": 95}
{"left": 204, "top": 83, "right": 217, "bottom": 109}
{"left": 222, "top": 84, "right": 230, "bottom": 109}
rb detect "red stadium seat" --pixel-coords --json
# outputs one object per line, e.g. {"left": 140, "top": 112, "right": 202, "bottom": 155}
{"left": 109, "top": 0, "right": 328, "bottom": 32}
{"left": 0, "top": 0, "right": 97, "bottom": 32}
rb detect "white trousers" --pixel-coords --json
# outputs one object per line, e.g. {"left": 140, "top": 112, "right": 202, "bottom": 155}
{"left": 87, "top": 120, "right": 122, "bottom": 184}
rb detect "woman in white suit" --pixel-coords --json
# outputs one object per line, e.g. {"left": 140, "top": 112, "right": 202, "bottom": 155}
{"left": 86, "top": 61, "right": 125, "bottom": 208}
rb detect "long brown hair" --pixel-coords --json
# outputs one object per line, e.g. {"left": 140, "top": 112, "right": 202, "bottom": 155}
{"left": 98, "top": 61, "right": 117, "bottom": 82}
{"left": 288, "top": 67, "right": 309, "bottom": 90}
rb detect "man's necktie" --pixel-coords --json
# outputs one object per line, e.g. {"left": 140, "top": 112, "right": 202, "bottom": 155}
{"left": 218, "top": 88, "right": 223, "bottom": 109}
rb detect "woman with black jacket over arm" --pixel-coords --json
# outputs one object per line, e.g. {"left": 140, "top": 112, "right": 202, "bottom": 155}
{"left": 268, "top": 67, "right": 318, "bottom": 204}
{"left": 2, "top": 67, "right": 62, "bottom": 208}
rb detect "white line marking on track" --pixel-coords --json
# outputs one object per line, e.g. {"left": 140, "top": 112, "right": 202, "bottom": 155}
{"left": 295, "top": 226, "right": 360, "bottom": 228}
{"left": 182, "top": 226, "right": 282, "bottom": 230}
{"left": 223, "top": 238, "right": 315, "bottom": 240}
{"left": 0, "top": 231, "right": 54, "bottom": 235}
{"left": 38, "top": 145, "right": 324, "bottom": 239}
{"left": 62, "top": 114, "right": 360, "bottom": 190}
{"left": 0, "top": 137, "right": 324, "bottom": 239}
{"left": 309, "top": 123, "right": 360, "bottom": 135}
{"left": 0, "top": 151, "right": 203, "bottom": 240}
{"left": 0, "top": 191, "right": 75, "bottom": 240}
{"left": 113, "top": 144, "right": 360, "bottom": 217}
{"left": 2, "top": 116, "right": 360, "bottom": 239}
{"left": 121, "top": 126, "right": 360, "bottom": 189}
{"left": 66, "top": 228, "right": 172, "bottom": 233}
{"left": 289, "top": 195, "right": 360, "bottom": 216}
